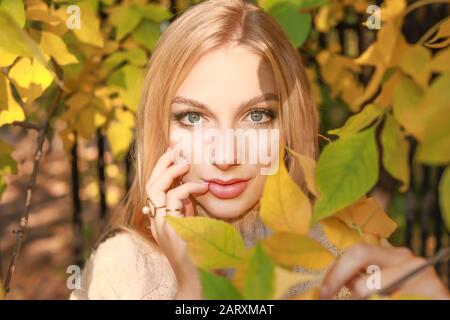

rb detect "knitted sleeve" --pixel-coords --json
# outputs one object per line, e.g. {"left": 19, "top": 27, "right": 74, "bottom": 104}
{"left": 69, "top": 230, "right": 178, "bottom": 300}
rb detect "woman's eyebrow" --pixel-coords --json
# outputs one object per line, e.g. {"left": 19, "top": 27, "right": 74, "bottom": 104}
{"left": 171, "top": 93, "right": 279, "bottom": 111}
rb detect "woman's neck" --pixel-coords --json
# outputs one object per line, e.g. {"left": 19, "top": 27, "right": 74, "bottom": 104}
{"left": 194, "top": 202, "right": 273, "bottom": 248}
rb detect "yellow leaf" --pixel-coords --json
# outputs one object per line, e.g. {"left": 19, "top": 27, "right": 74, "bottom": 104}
{"left": 314, "top": 3, "right": 344, "bottom": 33}
{"left": 0, "top": 8, "right": 48, "bottom": 65}
{"left": 380, "top": 0, "right": 406, "bottom": 21}
{"left": 0, "top": 0, "right": 25, "bottom": 28}
{"left": 375, "top": 71, "right": 400, "bottom": 108}
{"left": 0, "top": 46, "right": 17, "bottom": 67}
{"left": 165, "top": 216, "right": 247, "bottom": 269}
{"left": 273, "top": 266, "right": 318, "bottom": 299}
{"left": 39, "top": 31, "right": 78, "bottom": 66}
{"left": 0, "top": 73, "right": 25, "bottom": 125}
{"left": 381, "top": 114, "right": 410, "bottom": 192}
{"left": 106, "top": 121, "right": 133, "bottom": 160}
{"left": 72, "top": 2, "right": 104, "bottom": 47}
{"left": 75, "top": 106, "right": 107, "bottom": 140}
{"left": 425, "top": 17, "right": 450, "bottom": 49}
{"left": 8, "top": 57, "right": 53, "bottom": 102}
{"left": 262, "top": 233, "right": 335, "bottom": 270}
{"left": 353, "top": 18, "right": 405, "bottom": 110}
{"left": 399, "top": 45, "right": 432, "bottom": 88}
{"left": 334, "top": 197, "right": 397, "bottom": 239}
{"left": 260, "top": 147, "right": 312, "bottom": 235}
{"left": 286, "top": 146, "right": 319, "bottom": 197}
{"left": 427, "top": 46, "right": 450, "bottom": 73}
{"left": 25, "top": 0, "right": 62, "bottom": 26}
{"left": 320, "top": 217, "right": 363, "bottom": 250}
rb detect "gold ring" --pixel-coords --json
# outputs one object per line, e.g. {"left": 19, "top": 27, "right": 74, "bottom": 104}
{"left": 143, "top": 197, "right": 165, "bottom": 218}
{"left": 165, "top": 208, "right": 182, "bottom": 214}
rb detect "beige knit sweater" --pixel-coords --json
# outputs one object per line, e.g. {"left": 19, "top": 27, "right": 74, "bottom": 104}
{"left": 69, "top": 207, "right": 351, "bottom": 300}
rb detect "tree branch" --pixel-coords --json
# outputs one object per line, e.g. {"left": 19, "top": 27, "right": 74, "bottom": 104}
{"left": 10, "top": 121, "right": 41, "bottom": 132}
{"left": 2, "top": 65, "right": 64, "bottom": 296}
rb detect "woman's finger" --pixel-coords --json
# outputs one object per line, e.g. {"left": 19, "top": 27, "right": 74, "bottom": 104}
{"left": 147, "top": 162, "right": 190, "bottom": 195}
{"left": 166, "top": 182, "right": 209, "bottom": 211}
{"left": 320, "top": 244, "right": 413, "bottom": 299}
{"left": 148, "top": 147, "right": 175, "bottom": 184}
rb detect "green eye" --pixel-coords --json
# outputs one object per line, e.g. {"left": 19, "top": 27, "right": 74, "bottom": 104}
{"left": 245, "top": 108, "right": 275, "bottom": 125}
{"left": 250, "top": 111, "right": 264, "bottom": 122}
{"left": 186, "top": 113, "right": 201, "bottom": 124}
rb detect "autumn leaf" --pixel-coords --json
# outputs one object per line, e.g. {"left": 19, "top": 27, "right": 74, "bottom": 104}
{"left": 165, "top": 216, "right": 247, "bottom": 269}
{"left": 72, "top": 1, "right": 104, "bottom": 47}
{"left": 286, "top": 146, "right": 319, "bottom": 197}
{"left": 8, "top": 57, "right": 53, "bottom": 103}
{"left": 0, "top": 0, "right": 25, "bottom": 28}
{"left": 273, "top": 265, "right": 318, "bottom": 299}
{"left": 39, "top": 31, "right": 78, "bottom": 66}
{"left": 260, "top": 146, "right": 312, "bottom": 235}
{"left": 438, "top": 167, "right": 450, "bottom": 231}
{"left": 333, "top": 197, "right": 397, "bottom": 240}
{"left": 425, "top": 16, "right": 450, "bottom": 49}
{"left": 261, "top": 232, "right": 335, "bottom": 270}
{"left": 106, "top": 121, "right": 133, "bottom": 161}
{"left": 381, "top": 113, "right": 410, "bottom": 192}
{"left": 0, "top": 73, "right": 25, "bottom": 125}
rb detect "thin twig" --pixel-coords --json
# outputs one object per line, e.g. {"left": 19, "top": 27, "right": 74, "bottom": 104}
{"left": 2, "top": 64, "right": 64, "bottom": 297}
{"left": 10, "top": 121, "right": 41, "bottom": 132}
{"left": 362, "top": 247, "right": 450, "bottom": 299}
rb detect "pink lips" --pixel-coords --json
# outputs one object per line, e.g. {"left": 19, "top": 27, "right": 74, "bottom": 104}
{"left": 205, "top": 178, "right": 250, "bottom": 199}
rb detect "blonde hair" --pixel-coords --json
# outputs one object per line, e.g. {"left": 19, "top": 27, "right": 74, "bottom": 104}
{"left": 106, "top": 0, "right": 319, "bottom": 243}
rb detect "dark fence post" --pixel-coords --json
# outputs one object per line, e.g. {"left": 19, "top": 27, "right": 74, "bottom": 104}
{"left": 71, "top": 132, "right": 83, "bottom": 267}
{"left": 97, "top": 129, "right": 107, "bottom": 221}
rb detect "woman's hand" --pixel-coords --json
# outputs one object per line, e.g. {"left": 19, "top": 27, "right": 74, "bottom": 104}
{"left": 320, "top": 243, "right": 450, "bottom": 300}
{"left": 145, "top": 147, "right": 209, "bottom": 299}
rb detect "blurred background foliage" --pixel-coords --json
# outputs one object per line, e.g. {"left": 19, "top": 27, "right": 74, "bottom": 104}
{"left": 0, "top": 0, "right": 449, "bottom": 298}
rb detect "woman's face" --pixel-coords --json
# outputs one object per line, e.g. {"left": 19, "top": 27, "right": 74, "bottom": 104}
{"left": 169, "top": 44, "right": 280, "bottom": 219}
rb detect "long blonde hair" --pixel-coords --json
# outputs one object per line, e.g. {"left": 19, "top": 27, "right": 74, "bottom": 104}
{"left": 106, "top": 0, "right": 319, "bottom": 243}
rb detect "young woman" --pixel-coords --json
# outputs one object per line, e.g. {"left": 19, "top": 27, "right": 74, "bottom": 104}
{"left": 69, "top": 0, "right": 449, "bottom": 300}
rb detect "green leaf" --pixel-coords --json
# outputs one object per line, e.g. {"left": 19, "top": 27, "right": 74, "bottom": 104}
{"left": 132, "top": 20, "right": 161, "bottom": 51}
{"left": 199, "top": 268, "right": 243, "bottom": 300}
{"left": 165, "top": 216, "right": 247, "bottom": 269}
{"left": 109, "top": 5, "right": 142, "bottom": 40}
{"left": 242, "top": 244, "right": 275, "bottom": 299}
{"left": 268, "top": 2, "right": 312, "bottom": 47}
{"left": 0, "top": 141, "right": 18, "bottom": 200}
{"left": 381, "top": 114, "right": 410, "bottom": 192}
{"left": 328, "top": 104, "right": 384, "bottom": 138}
{"left": 138, "top": 3, "right": 172, "bottom": 23}
{"left": 439, "top": 167, "right": 450, "bottom": 231}
{"left": 259, "top": 0, "right": 328, "bottom": 11}
{"left": 313, "top": 127, "right": 379, "bottom": 223}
